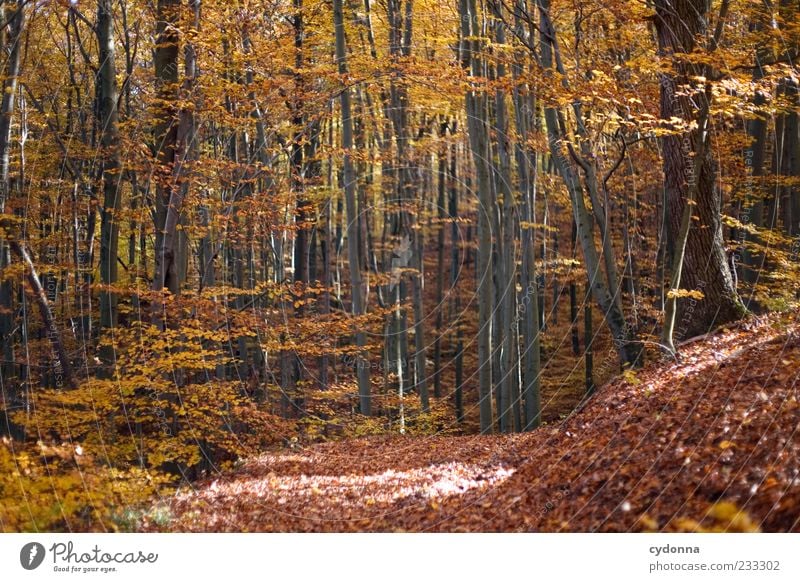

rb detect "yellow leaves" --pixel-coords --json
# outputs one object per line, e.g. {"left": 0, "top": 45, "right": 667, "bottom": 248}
{"left": 707, "top": 502, "right": 761, "bottom": 532}
{"left": 666, "top": 288, "right": 706, "bottom": 300}
{"left": 637, "top": 514, "right": 660, "bottom": 532}
{"left": 717, "top": 440, "right": 734, "bottom": 450}
{"left": 674, "top": 502, "right": 761, "bottom": 533}
{"left": 5, "top": 312, "right": 288, "bottom": 527}
{"left": 0, "top": 438, "right": 166, "bottom": 531}
{"left": 722, "top": 214, "right": 760, "bottom": 234}
{"left": 622, "top": 369, "right": 641, "bottom": 386}
{"left": 519, "top": 221, "right": 558, "bottom": 232}
{"left": 36, "top": 440, "right": 78, "bottom": 461}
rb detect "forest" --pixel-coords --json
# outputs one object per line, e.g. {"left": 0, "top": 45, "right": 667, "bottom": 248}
{"left": 0, "top": 0, "right": 798, "bottom": 532}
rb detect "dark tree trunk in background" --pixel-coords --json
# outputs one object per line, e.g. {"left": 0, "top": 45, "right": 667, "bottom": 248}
{"left": 433, "top": 123, "right": 447, "bottom": 399}
{"left": 334, "top": 0, "right": 371, "bottom": 414}
{"left": 0, "top": 0, "right": 24, "bottom": 386}
{"left": 447, "top": 132, "right": 464, "bottom": 424}
{"left": 97, "top": 0, "right": 122, "bottom": 369}
{"left": 151, "top": 0, "right": 181, "bottom": 326}
{"left": 584, "top": 283, "right": 594, "bottom": 396}
{"left": 570, "top": 220, "right": 580, "bottom": 356}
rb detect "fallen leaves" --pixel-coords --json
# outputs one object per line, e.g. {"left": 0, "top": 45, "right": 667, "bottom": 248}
{"left": 141, "top": 312, "right": 800, "bottom": 533}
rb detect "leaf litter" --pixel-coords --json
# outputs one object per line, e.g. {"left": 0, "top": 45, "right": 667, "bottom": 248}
{"left": 142, "top": 312, "right": 800, "bottom": 532}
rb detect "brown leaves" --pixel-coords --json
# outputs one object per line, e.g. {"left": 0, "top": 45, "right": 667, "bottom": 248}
{"left": 140, "top": 311, "right": 800, "bottom": 532}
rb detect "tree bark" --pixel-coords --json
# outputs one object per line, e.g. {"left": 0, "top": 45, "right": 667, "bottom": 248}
{"left": 97, "top": 0, "right": 122, "bottom": 368}
{"left": 491, "top": 4, "right": 518, "bottom": 433}
{"left": 0, "top": 0, "right": 24, "bottom": 385}
{"left": 333, "top": 0, "right": 371, "bottom": 414}
{"left": 463, "top": 0, "right": 494, "bottom": 432}
{"left": 151, "top": 0, "right": 181, "bottom": 326}
{"left": 654, "top": 0, "right": 744, "bottom": 340}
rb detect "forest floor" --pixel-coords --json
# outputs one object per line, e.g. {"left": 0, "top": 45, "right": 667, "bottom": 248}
{"left": 142, "top": 311, "right": 800, "bottom": 532}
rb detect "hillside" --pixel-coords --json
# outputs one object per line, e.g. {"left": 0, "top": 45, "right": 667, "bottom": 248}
{"left": 141, "top": 311, "right": 800, "bottom": 532}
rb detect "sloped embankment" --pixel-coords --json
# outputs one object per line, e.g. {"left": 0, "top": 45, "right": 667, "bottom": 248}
{"left": 143, "top": 312, "right": 800, "bottom": 532}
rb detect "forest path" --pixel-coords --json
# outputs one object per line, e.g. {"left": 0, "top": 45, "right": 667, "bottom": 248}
{"left": 143, "top": 312, "right": 800, "bottom": 532}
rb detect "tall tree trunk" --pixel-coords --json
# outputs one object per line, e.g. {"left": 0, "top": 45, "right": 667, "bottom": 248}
{"left": 333, "top": 0, "right": 371, "bottom": 414}
{"left": 462, "top": 0, "right": 494, "bottom": 432}
{"left": 512, "top": 3, "right": 541, "bottom": 429}
{"left": 0, "top": 0, "right": 24, "bottom": 386}
{"left": 654, "top": 0, "right": 744, "bottom": 341}
{"left": 151, "top": 0, "right": 181, "bottom": 326}
{"left": 448, "top": 136, "right": 464, "bottom": 424}
{"left": 491, "top": 5, "right": 518, "bottom": 433}
{"left": 280, "top": 0, "right": 307, "bottom": 416}
{"left": 97, "top": 0, "right": 122, "bottom": 369}
{"left": 786, "top": 77, "right": 799, "bottom": 236}
{"left": 432, "top": 122, "right": 447, "bottom": 399}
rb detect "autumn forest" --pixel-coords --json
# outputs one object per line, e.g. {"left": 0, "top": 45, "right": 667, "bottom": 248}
{"left": 0, "top": 0, "right": 799, "bottom": 533}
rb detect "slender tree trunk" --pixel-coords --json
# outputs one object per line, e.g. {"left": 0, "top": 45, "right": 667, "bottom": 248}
{"left": 569, "top": 220, "right": 580, "bottom": 355}
{"left": 97, "top": 0, "right": 122, "bottom": 370}
{"left": 333, "top": 0, "right": 371, "bottom": 414}
{"left": 432, "top": 123, "right": 447, "bottom": 399}
{"left": 491, "top": 5, "right": 518, "bottom": 433}
{"left": 448, "top": 133, "right": 464, "bottom": 423}
{"left": 786, "top": 77, "right": 799, "bottom": 237}
{"left": 584, "top": 282, "right": 594, "bottom": 396}
{"left": 463, "top": 0, "right": 493, "bottom": 432}
{"left": 537, "top": 0, "right": 640, "bottom": 367}
{"left": 0, "top": 0, "right": 24, "bottom": 385}
{"left": 151, "top": 0, "right": 181, "bottom": 326}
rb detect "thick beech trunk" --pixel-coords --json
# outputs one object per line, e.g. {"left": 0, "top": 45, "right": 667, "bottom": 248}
{"left": 655, "top": 0, "right": 744, "bottom": 340}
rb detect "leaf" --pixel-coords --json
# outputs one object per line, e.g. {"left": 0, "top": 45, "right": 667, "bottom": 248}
{"left": 666, "top": 288, "right": 706, "bottom": 300}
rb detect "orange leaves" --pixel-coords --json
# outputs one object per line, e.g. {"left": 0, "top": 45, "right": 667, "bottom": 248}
{"left": 131, "top": 311, "right": 800, "bottom": 532}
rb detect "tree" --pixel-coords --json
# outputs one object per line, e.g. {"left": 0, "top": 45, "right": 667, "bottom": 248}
{"left": 462, "top": 0, "right": 494, "bottom": 432}
{"left": 0, "top": 0, "right": 24, "bottom": 387}
{"left": 654, "top": 0, "right": 745, "bottom": 344}
{"left": 97, "top": 0, "right": 122, "bottom": 365}
{"left": 333, "top": 0, "right": 371, "bottom": 414}
{"left": 151, "top": 0, "right": 182, "bottom": 325}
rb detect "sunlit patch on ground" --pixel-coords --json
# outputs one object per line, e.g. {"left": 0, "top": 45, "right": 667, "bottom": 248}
{"left": 182, "top": 461, "right": 515, "bottom": 508}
